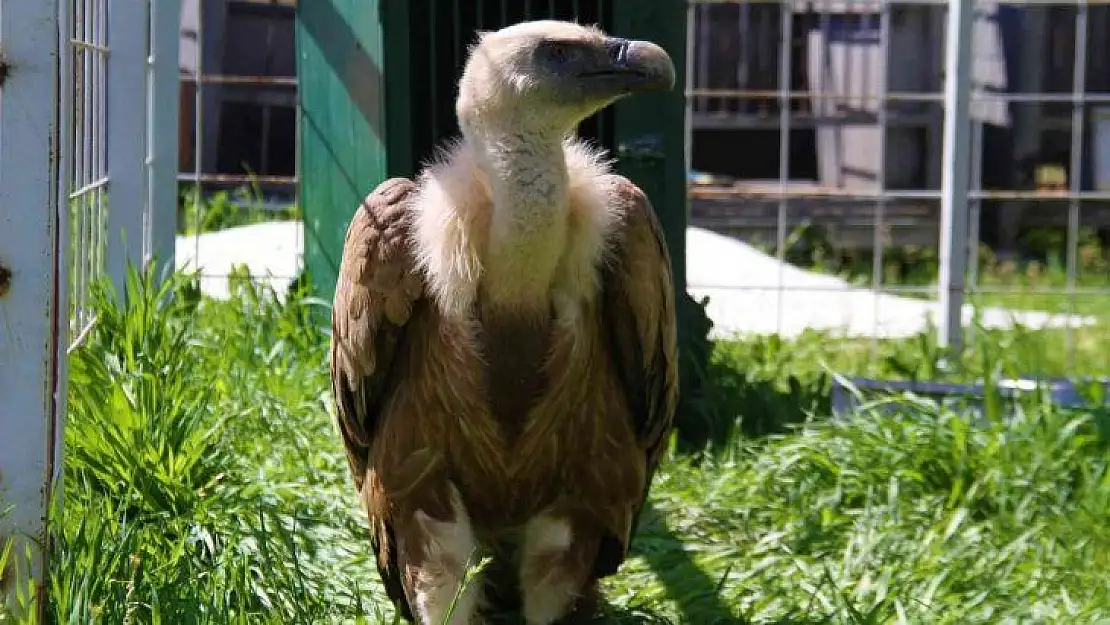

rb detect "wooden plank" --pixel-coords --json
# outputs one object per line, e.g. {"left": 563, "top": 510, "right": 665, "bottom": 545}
{"left": 612, "top": 0, "right": 689, "bottom": 291}
{"left": 0, "top": 0, "right": 66, "bottom": 617}
{"left": 295, "top": 0, "right": 388, "bottom": 305}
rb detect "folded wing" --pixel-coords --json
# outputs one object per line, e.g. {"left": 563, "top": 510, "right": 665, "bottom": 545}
{"left": 594, "top": 175, "right": 680, "bottom": 576}
{"left": 330, "top": 177, "right": 423, "bottom": 620}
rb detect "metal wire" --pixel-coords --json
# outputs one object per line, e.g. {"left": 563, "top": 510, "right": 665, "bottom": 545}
{"left": 689, "top": 0, "right": 1110, "bottom": 5}
{"left": 774, "top": 0, "right": 793, "bottom": 336}
{"left": 688, "top": 89, "right": 1110, "bottom": 103}
{"left": 191, "top": 0, "right": 205, "bottom": 278}
{"left": 870, "top": 3, "right": 892, "bottom": 359}
{"left": 690, "top": 186, "right": 1110, "bottom": 201}
{"left": 1065, "top": 0, "right": 1089, "bottom": 367}
{"left": 66, "top": 0, "right": 110, "bottom": 334}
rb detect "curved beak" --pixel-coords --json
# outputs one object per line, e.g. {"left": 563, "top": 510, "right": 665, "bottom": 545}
{"left": 579, "top": 37, "right": 676, "bottom": 95}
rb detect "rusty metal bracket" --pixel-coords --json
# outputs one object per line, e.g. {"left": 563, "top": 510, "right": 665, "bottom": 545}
{"left": 0, "top": 46, "right": 9, "bottom": 87}
{"left": 0, "top": 262, "right": 11, "bottom": 298}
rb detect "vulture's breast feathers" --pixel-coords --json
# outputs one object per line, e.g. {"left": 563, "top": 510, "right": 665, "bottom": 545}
{"left": 409, "top": 137, "right": 622, "bottom": 322}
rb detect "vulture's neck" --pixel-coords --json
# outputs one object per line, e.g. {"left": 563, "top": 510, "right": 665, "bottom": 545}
{"left": 472, "top": 128, "right": 571, "bottom": 309}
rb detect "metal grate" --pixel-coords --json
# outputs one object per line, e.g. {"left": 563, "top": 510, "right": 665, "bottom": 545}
{"left": 66, "top": 0, "right": 110, "bottom": 334}
{"left": 685, "top": 0, "right": 1110, "bottom": 370}
{"left": 4, "top": 0, "right": 171, "bottom": 607}
{"left": 179, "top": 0, "right": 299, "bottom": 189}
{"left": 178, "top": 0, "right": 303, "bottom": 299}
{"left": 402, "top": 0, "right": 616, "bottom": 174}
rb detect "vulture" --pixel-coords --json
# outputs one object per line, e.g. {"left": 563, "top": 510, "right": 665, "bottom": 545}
{"left": 330, "top": 19, "right": 679, "bottom": 625}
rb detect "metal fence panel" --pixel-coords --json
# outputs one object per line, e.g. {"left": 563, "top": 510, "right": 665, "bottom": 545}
{"left": 104, "top": 0, "right": 148, "bottom": 290}
{"left": 0, "top": 0, "right": 67, "bottom": 615}
{"left": 65, "top": 0, "right": 111, "bottom": 331}
{"left": 686, "top": 0, "right": 1110, "bottom": 371}
{"left": 106, "top": 0, "right": 151, "bottom": 289}
{"left": 148, "top": 0, "right": 181, "bottom": 273}
{"left": 64, "top": 0, "right": 170, "bottom": 325}
{"left": 0, "top": 0, "right": 173, "bottom": 609}
{"left": 0, "top": 0, "right": 200, "bottom": 609}
{"left": 179, "top": 0, "right": 301, "bottom": 301}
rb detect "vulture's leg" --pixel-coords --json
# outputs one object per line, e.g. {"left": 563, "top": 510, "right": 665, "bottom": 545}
{"left": 518, "top": 515, "right": 599, "bottom": 625}
{"left": 398, "top": 486, "right": 483, "bottom": 625}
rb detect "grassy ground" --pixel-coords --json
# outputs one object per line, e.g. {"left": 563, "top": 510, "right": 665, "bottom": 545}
{"left": 2, "top": 262, "right": 1108, "bottom": 624}
{"left": 177, "top": 187, "right": 300, "bottom": 237}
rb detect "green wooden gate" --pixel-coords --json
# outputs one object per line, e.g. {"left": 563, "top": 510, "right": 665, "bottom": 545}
{"left": 296, "top": 0, "right": 687, "bottom": 304}
{"left": 296, "top": 1, "right": 389, "bottom": 303}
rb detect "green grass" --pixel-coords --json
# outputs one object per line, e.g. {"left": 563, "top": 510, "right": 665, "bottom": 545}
{"left": 753, "top": 223, "right": 1110, "bottom": 293}
{"left": 177, "top": 186, "right": 299, "bottom": 237}
{"left": 2, "top": 263, "right": 1108, "bottom": 624}
{"left": 614, "top": 400, "right": 1110, "bottom": 623}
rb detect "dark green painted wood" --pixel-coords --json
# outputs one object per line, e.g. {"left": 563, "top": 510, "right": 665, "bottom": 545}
{"left": 382, "top": 0, "right": 416, "bottom": 179}
{"left": 296, "top": 0, "right": 388, "bottom": 305}
{"left": 611, "top": 0, "right": 688, "bottom": 293}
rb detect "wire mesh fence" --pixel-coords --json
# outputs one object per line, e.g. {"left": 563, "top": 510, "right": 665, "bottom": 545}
{"left": 3, "top": 0, "right": 178, "bottom": 608}
{"left": 176, "top": 0, "right": 303, "bottom": 301}
{"left": 686, "top": 0, "right": 1110, "bottom": 372}
{"left": 65, "top": 0, "right": 111, "bottom": 333}
{"left": 60, "top": 0, "right": 180, "bottom": 341}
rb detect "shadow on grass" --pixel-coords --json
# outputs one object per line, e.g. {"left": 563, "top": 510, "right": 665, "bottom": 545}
{"left": 478, "top": 499, "right": 832, "bottom": 624}
{"left": 622, "top": 501, "right": 736, "bottom": 625}
{"left": 602, "top": 501, "right": 839, "bottom": 625}
{"left": 677, "top": 363, "right": 832, "bottom": 458}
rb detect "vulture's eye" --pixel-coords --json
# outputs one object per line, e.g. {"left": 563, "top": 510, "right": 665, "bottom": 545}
{"left": 549, "top": 43, "right": 571, "bottom": 63}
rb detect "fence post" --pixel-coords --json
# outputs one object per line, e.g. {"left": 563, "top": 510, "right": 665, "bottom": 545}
{"left": 0, "top": 0, "right": 67, "bottom": 617}
{"left": 148, "top": 0, "right": 181, "bottom": 275}
{"left": 107, "top": 0, "right": 150, "bottom": 291}
{"left": 937, "top": 0, "right": 975, "bottom": 358}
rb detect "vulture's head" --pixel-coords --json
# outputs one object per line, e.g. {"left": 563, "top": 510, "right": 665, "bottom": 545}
{"left": 456, "top": 20, "right": 675, "bottom": 137}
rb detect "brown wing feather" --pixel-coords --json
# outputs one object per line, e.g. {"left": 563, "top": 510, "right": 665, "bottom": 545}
{"left": 595, "top": 175, "right": 680, "bottom": 576}
{"left": 330, "top": 177, "right": 422, "bottom": 621}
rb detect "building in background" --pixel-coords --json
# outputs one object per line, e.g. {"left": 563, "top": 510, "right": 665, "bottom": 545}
{"left": 179, "top": 0, "right": 298, "bottom": 206}
{"left": 688, "top": 1, "right": 1110, "bottom": 256}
